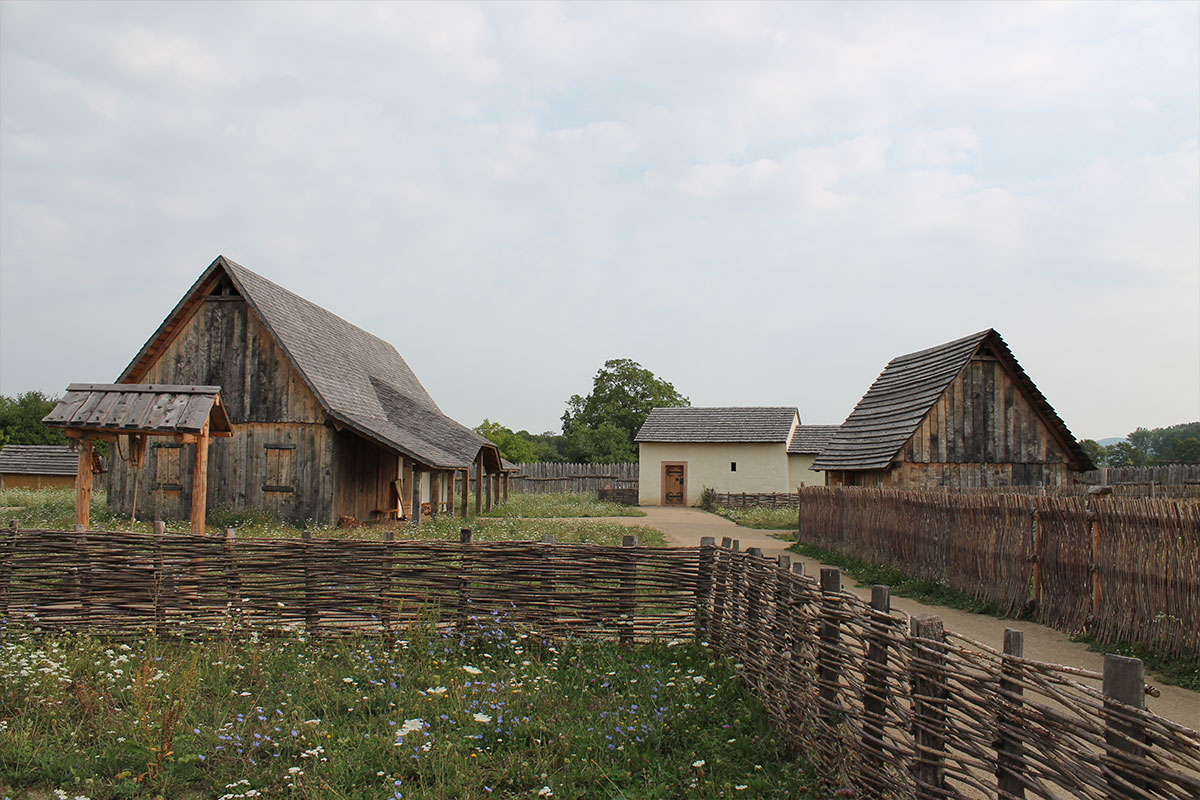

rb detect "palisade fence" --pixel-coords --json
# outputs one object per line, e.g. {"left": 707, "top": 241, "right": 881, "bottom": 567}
{"left": 504, "top": 462, "right": 638, "bottom": 495}
{"left": 795, "top": 487, "right": 1200, "bottom": 657}
{"left": 0, "top": 525, "right": 1197, "bottom": 799}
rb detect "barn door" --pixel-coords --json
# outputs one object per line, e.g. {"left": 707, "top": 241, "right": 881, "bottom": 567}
{"left": 661, "top": 462, "right": 687, "bottom": 506}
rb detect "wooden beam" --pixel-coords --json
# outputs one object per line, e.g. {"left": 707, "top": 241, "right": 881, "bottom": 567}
{"left": 74, "top": 439, "right": 93, "bottom": 529}
{"left": 474, "top": 454, "right": 483, "bottom": 516}
{"left": 429, "top": 472, "right": 441, "bottom": 518}
{"left": 190, "top": 420, "right": 210, "bottom": 535}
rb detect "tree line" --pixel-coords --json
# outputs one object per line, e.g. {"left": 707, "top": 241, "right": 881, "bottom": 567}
{"left": 1079, "top": 422, "right": 1200, "bottom": 468}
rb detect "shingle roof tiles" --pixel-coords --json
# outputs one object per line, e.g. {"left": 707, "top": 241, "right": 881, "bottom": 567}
{"left": 0, "top": 445, "right": 79, "bottom": 476}
{"left": 635, "top": 407, "right": 799, "bottom": 443}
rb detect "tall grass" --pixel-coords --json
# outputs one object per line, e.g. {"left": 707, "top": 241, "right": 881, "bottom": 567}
{"left": 480, "top": 492, "right": 645, "bottom": 519}
{"left": 705, "top": 505, "right": 798, "bottom": 531}
{"left": 0, "top": 624, "right": 830, "bottom": 799}
{"left": 0, "top": 489, "right": 664, "bottom": 546}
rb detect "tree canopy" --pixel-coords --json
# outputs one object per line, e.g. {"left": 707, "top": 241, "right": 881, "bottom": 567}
{"left": 0, "top": 392, "right": 67, "bottom": 449}
{"left": 1079, "top": 421, "right": 1200, "bottom": 467}
{"left": 560, "top": 358, "right": 689, "bottom": 463}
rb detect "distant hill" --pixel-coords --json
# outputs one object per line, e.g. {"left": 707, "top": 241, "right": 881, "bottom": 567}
{"left": 1096, "top": 437, "right": 1126, "bottom": 447}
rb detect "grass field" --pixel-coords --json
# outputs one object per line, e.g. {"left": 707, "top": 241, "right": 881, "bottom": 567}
{"left": 704, "top": 505, "right": 797, "bottom": 531}
{"left": 0, "top": 489, "right": 664, "bottom": 547}
{"left": 0, "top": 624, "right": 830, "bottom": 799}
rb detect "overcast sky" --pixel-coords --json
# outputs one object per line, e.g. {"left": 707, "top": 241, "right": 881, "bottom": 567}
{"left": 2, "top": 1, "right": 1197, "bottom": 441}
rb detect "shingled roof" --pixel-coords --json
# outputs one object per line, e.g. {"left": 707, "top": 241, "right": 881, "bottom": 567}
{"left": 117, "top": 256, "right": 495, "bottom": 471}
{"left": 0, "top": 445, "right": 78, "bottom": 476}
{"left": 635, "top": 407, "right": 799, "bottom": 443}
{"left": 812, "top": 329, "right": 1093, "bottom": 472}
{"left": 787, "top": 425, "right": 840, "bottom": 455}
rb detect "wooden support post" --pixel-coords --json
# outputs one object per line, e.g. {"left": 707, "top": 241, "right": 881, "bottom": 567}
{"left": 727, "top": 539, "right": 744, "bottom": 654}
{"left": 474, "top": 456, "right": 483, "bottom": 516}
{"left": 619, "top": 534, "right": 637, "bottom": 645}
{"left": 1088, "top": 502, "right": 1101, "bottom": 621}
{"left": 429, "top": 472, "right": 440, "bottom": 518}
{"left": 997, "top": 628, "right": 1026, "bottom": 799}
{"left": 485, "top": 472, "right": 493, "bottom": 512}
{"left": 696, "top": 536, "right": 716, "bottom": 640}
{"left": 503, "top": 473, "right": 509, "bottom": 503}
{"left": 788, "top": 560, "right": 808, "bottom": 737}
{"left": 863, "top": 585, "right": 891, "bottom": 770}
{"left": 910, "top": 614, "right": 947, "bottom": 800}
{"left": 74, "top": 438, "right": 94, "bottom": 530}
{"left": 460, "top": 469, "right": 468, "bottom": 518}
{"left": 410, "top": 469, "right": 422, "bottom": 529}
{"left": 224, "top": 527, "right": 240, "bottom": 631}
{"left": 457, "top": 529, "right": 473, "bottom": 635}
{"left": 818, "top": 567, "right": 842, "bottom": 726}
{"left": 1030, "top": 505, "right": 1042, "bottom": 613}
{"left": 190, "top": 421, "right": 210, "bottom": 535}
{"left": 771, "top": 554, "right": 792, "bottom": 715}
{"left": 302, "top": 529, "right": 318, "bottom": 637}
{"left": 1103, "top": 653, "right": 1148, "bottom": 796}
{"left": 401, "top": 459, "right": 414, "bottom": 520}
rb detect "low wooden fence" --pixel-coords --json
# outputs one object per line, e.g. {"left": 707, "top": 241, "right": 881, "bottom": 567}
{"left": 713, "top": 491, "right": 801, "bottom": 508}
{"left": 1079, "top": 464, "right": 1200, "bottom": 486}
{"left": 506, "top": 462, "right": 639, "bottom": 495}
{"left": 796, "top": 487, "right": 1200, "bottom": 657}
{"left": 1, "top": 528, "right": 1196, "bottom": 799}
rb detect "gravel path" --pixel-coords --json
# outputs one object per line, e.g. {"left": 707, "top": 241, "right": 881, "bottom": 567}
{"left": 604, "top": 505, "right": 1200, "bottom": 732}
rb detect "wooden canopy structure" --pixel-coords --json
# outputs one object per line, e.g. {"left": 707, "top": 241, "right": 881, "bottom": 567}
{"left": 43, "top": 383, "right": 232, "bottom": 534}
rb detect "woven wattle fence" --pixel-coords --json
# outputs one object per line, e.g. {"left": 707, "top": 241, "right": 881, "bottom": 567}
{"left": 796, "top": 487, "right": 1200, "bottom": 656}
{"left": 2, "top": 528, "right": 1198, "bottom": 798}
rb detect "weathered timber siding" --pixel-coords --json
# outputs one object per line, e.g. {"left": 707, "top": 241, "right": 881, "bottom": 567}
{"left": 333, "top": 430, "right": 401, "bottom": 523}
{"left": 107, "top": 296, "right": 339, "bottom": 524}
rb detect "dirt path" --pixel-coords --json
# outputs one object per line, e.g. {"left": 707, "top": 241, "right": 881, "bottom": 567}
{"left": 603, "top": 505, "right": 1200, "bottom": 732}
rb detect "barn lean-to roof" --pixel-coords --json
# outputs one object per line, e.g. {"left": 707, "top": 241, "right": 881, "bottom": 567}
{"left": 635, "top": 407, "right": 799, "bottom": 443}
{"left": 117, "top": 256, "right": 496, "bottom": 471}
{"left": 811, "top": 329, "right": 1094, "bottom": 472}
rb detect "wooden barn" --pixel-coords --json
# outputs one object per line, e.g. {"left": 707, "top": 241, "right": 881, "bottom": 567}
{"left": 103, "top": 255, "right": 504, "bottom": 525}
{"left": 0, "top": 444, "right": 78, "bottom": 489}
{"left": 812, "top": 329, "right": 1094, "bottom": 489}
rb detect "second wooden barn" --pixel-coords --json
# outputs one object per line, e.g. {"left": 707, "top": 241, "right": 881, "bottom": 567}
{"left": 105, "top": 255, "right": 504, "bottom": 525}
{"left": 813, "top": 329, "right": 1095, "bottom": 489}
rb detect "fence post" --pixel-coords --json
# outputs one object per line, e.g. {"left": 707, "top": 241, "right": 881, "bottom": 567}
{"left": 863, "top": 585, "right": 891, "bottom": 772}
{"left": 619, "top": 534, "right": 637, "bottom": 645}
{"left": 380, "top": 529, "right": 394, "bottom": 636}
{"left": 1103, "top": 653, "right": 1148, "bottom": 795}
{"left": 696, "top": 536, "right": 716, "bottom": 640}
{"left": 1087, "top": 486, "right": 1112, "bottom": 623}
{"left": 745, "top": 547, "right": 765, "bottom": 690}
{"left": 74, "top": 523, "right": 92, "bottom": 626}
{"left": 457, "top": 529, "right": 473, "bottom": 635}
{"left": 0, "top": 520, "right": 15, "bottom": 626}
{"left": 710, "top": 537, "right": 732, "bottom": 648}
{"left": 910, "top": 614, "right": 947, "bottom": 800}
{"left": 997, "top": 628, "right": 1026, "bottom": 799}
{"left": 1030, "top": 504, "right": 1042, "bottom": 613}
{"left": 301, "top": 529, "right": 319, "bottom": 638}
{"left": 727, "top": 539, "right": 744, "bottom": 654}
{"left": 818, "top": 567, "right": 842, "bottom": 726}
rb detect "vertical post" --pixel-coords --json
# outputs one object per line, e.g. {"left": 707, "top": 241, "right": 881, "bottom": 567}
{"left": 0, "top": 520, "right": 16, "bottom": 626}
{"left": 997, "top": 628, "right": 1026, "bottom": 799}
{"left": 910, "top": 614, "right": 947, "bottom": 800}
{"left": 485, "top": 473, "right": 494, "bottom": 512}
{"left": 460, "top": 469, "right": 469, "bottom": 518}
{"left": 410, "top": 469, "right": 422, "bottom": 529}
{"left": 74, "top": 437, "right": 94, "bottom": 530}
{"left": 1088, "top": 503, "right": 1101, "bottom": 619}
{"left": 863, "top": 585, "right": 891, "bottom": 770}
{"left": 696, "top": 536, "right": 716, "bottom": 640}
{"left": 788, "top": 560, "right": 808, "bottom": 738}
{"left": 474, "top": 455, "right": 483, "bottom": 516}
{"left": 224, "top": 527, "right": 241, "bottom": 631}
{"left": 503, "top": 473, "right": 509, "bottom": 503}
{"left": 457, "top": 529, "right": 473, "bottom": 634}
{"left": 818, "top": 567, "right": 842, "bottom": 726}
{"left": 771, "top": 554, "right": 793, "bottom": 717}
{"left": 190, "top": 421, "right": 210, "bottom": 536}
{"left": 380, "top": 528, "right": 394, "bottom": 635}
{"left": 429, "top": 472, "right": 440, "bottom": 517}
{"left": 1030, "top": 505, "right": 1042, "bottom": 612}
{"left": 302, "top": 529, "right": 318, "bottom": 637}
{"left": 710, "top": 537, "right": 732, "bottom": 648}
{"left": 619, "top": 534, "right": 637, "bottom": 645}
{"left": 540, "top": 534, "right": 556, "bottom": 631}
{"left": 1103, "top": 653, "right": 1148, "bottom": 795}
{"left": 401, "top": 459, "right": 414, "bottom": 520}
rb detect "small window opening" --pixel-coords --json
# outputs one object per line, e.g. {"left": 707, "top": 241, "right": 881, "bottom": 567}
{"left": 730, "top": 461, "right": 737, "bottom": 472}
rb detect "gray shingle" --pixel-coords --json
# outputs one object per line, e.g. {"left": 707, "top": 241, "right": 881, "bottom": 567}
{"left": 787, "top": 425, "right": 840, "bottom": 455}
{"left": 635, "top": 407, "right": 798, "bottom": 443}
{"left": 0, "top": 445, "right": 78, "bottom": 476}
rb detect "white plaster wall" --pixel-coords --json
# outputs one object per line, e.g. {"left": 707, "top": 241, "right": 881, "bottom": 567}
{"left": 787, "top": 454, "right": 826, "bottom": 489}
{"left": 638, "top": 442, "right": 790, "bottom": 505}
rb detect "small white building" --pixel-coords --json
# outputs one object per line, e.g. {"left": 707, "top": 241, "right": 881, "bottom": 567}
{"left": 634, "top": 407, "right": 836, "bottom": 506}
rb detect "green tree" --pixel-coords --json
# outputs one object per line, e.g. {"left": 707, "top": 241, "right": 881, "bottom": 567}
{"left": 561, "top": 359, "right": 689, "bottom": 463}
{"left": 475, "top": 419, "right": 540, "bottom": 464}
{"left": 1170, "top": 437, "right": 1200, "bottom": 465}
{"left": 1105, "top": 441, "right": 1145, "bottom": 468}
{"left": 1079, "top": 439, "right": 1107, "bottom": 468}
{"left": 0, "top": 392, "right": 67, "bottom": 447}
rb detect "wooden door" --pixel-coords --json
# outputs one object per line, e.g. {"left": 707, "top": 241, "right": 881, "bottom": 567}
{"left": 662, "top": 462, "right": 686, "bottom": 506}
